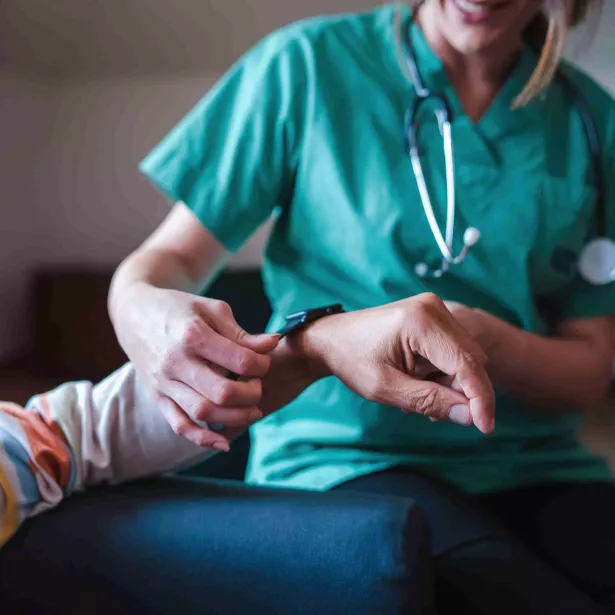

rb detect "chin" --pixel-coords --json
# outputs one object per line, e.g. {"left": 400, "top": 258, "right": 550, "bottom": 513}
{"left": 434, "top": 0, "right": 537, "bottom": 54}
{"left": 445, "top": 29, "right": 502, "bottom": 55}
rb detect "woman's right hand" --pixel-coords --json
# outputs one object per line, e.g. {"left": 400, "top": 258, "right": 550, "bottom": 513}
{"left": 113, "top": 283, "right": 280, "bottom": 450}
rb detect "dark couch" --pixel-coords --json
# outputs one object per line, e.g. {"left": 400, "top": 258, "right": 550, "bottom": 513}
{"left": 0, "top": 268, "right": 432, "bottom": 615}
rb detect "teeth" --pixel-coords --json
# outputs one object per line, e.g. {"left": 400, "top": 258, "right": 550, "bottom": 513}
{"left": 455, "top": 0, "right": 490, "bottom": 13}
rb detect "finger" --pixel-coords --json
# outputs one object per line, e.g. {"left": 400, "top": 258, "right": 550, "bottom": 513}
{"left": 381, "top": 368, "right": 472, "bottom": 425}
{"left": 413, "top": 356, "right": 441, "bottom": 380}
{"left": 454, "top": 360, "right": 495, "bottom": 434}
{"left": 205, "top": 303, "right": 281, "bottom": 354}
{"left": 165, "top": 380, "right": 262, "bottom": 427}
{"left": 236, "top": 333, "right": 281, "bottom": 354}
{"left": 170, "top": 359, "right": 263, "bottom": 406}
{"left": 157, "top": 395, "right": 230, "bottom": 451}
{"left": 428, "top": 373, "right": 455, "bottom": 423}
{"left": 414, "top": 305, "right": 495, "bottom": 433}
{"left": 188, "top": 327, "right": 273, "bottom": 378}
{"left": 430, "top": 373, "right": 456, "bottom": 388}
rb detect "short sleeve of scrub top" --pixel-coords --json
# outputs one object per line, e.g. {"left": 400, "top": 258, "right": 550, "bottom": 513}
{"left": 139, "top": 29, "right": 307, "bottom": 252}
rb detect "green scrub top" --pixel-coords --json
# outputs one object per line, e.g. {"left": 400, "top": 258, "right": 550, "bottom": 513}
{"left": 140, "top": 4, "right": 615, "bottom": 494}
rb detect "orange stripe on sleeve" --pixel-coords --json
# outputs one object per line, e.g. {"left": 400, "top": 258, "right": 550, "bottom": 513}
{"left": 0, "top": 403, "right": 72, "bottom": 491}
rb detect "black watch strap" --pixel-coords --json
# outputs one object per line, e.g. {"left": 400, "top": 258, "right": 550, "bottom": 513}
{"left": 224, "top": 304, "right": 344, "bottom": 389}
{"left": 277, "top": 304, "right": 345, "bottom": 338}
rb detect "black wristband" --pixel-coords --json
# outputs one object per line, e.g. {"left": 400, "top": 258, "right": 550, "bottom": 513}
{"left": 277, "top": 304, "right": 345, "bottom": 338}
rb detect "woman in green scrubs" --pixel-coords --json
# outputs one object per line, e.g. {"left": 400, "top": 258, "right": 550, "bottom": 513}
{"left": 110, "top": 0, "right": 615, "bottom": 611}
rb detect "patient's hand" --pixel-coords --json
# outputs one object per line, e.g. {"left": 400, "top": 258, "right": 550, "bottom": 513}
{"left": 262, "top": 294, "right": 495, "bottom": 433}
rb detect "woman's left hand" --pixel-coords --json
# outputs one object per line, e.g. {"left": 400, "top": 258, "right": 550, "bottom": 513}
{"left": 443, "top": 302, "right": 498, "bottom": 355}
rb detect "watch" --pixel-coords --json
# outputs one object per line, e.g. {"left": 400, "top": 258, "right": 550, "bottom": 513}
{"left": 224, "top": 303, "right": 344, "bottom": 387}
{"left": 276, "top": 304, "right": 345, "bottom": 338}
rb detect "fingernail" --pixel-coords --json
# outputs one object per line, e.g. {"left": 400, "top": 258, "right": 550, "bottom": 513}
{"left": 249, "top": 410, "right": 263, "bottom": 422}
{"left": 213, "top": 442, "right": 229, "bottom": 453}
{"left": 449, "top": 405, "right": 472, "bottom": 426}
{"left": 256, "top": 333, "right": 280, "bottom": 341}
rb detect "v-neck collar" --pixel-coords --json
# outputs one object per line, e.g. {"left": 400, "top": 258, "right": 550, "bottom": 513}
{"left": 394, "top": 5, "right": 542, "bottom": 166}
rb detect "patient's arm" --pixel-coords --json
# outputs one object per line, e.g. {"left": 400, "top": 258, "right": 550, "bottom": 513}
{"left": 0, "top": 363, "right": 214, "bottom": 549}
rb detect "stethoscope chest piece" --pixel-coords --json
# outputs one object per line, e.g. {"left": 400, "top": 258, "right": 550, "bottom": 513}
{"left": 578, "top": 238, "right": 615, "bottom": 286}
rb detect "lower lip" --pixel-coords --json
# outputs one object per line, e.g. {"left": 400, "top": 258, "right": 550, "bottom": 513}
{"left": 450, "top": 0, "right": 501, "bottom": 24}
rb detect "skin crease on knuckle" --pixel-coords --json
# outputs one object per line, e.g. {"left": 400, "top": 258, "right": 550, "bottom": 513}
{"left": 192, "top": 399, "right": 214, "bottom": 422}
{"left": 406, "top": 386, "right": 441, "bottom": 418}
{"left": 234, "top": 350, "right": 264, "bottom": 377}
{"left": 180, "top": 318, "right": 207, "bottom": 349}
{"left": 157, "top": 351, "right": 178, "bottom": 381}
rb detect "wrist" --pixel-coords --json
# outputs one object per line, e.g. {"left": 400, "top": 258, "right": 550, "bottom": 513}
{"left": 109, "top": 278, "right": 155, "bottom": 331}
{"left": 475, "top": 309, "right": 501, "bottom": 355}
{"left": 283, "top": 313, "right": 344, "bottom": 381}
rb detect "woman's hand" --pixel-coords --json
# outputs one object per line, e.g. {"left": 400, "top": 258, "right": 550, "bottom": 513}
{"left": 113, "top": 283, "right": 280, "bottom": 451}
{"left": 270, "top": 294, "right": 496, "bottom": 433}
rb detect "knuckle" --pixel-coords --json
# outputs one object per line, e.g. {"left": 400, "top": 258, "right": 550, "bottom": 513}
{"left": 235, "top": 352, "right": 257, "bottom": 375}
{"left": 179, "top": 319, "right": 205, "bottom": 348}
{"left": 460, "top": 349, "right": 485, "bottom": 369}
{"left": 211, "top": 381, "right": 234, "bottom": 406}
{"left": 158, "top": 352, "right": 177, "bottom": 379}
{"left": 418, "top": 292, "right": 444, "bottom": 310}
{"left": 211, "top": 300, "right": 232, "bottom": 318}
{"left": 409, "top": 386, "right": 440, "bottom": 416}
{"left": 173, "top": 419, "right": 191, "bottom": 438}
{"left": 192, "top": 399, "right": 214, "bottom": 421}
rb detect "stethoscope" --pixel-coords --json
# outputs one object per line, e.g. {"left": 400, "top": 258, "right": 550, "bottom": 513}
{"left": 401, "top": 11, "right": 615, "bottom": 285}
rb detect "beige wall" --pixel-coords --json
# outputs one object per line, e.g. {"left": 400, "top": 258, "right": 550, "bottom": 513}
{"left": 0, "top": 73, "right": 270, "bottom": 361}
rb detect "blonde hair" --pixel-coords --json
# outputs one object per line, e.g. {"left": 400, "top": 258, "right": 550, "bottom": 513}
{"left": 514, "top": 0, "right": 602, "bottom": 107}
{"left": 394, "top": 0, "right": 603, "bottom": 108}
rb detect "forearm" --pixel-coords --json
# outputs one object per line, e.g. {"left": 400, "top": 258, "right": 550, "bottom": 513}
{"left": 108, "top": 204, "right": 228, "bottom": 330}
{"left": 259, "top": 336, "right": 325, "bottom": 416}
{"left": 109, "top": 248, "right": 206, "bottom": 325}
{"left": 0, "top": 365, "right": 217, "bottom": 549}
{"left": 486, "top": 314, "right": 613, "bottom": 412}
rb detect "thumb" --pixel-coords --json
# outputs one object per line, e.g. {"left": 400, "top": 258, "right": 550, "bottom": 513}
{"left": 207, "top": 304, "right": 280, "bottom": 354}
{"left": 237, "top": 332, "right": 281, "bottom": 353}
{"left": 391, "top": 371, "right": 473, "bottom": 426}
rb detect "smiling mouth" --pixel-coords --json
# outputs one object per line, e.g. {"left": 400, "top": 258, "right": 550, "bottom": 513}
{"left": 452, "top": 0, "right": 508, "bottom": 21}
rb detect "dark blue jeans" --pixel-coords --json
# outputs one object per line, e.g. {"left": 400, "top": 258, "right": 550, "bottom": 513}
{"left": 0, "top": 476, "right": 434, "bottom": 615}
{"left": 2, "top": 469, "right": 613, "bottom": 615}
{"left": 337, "top": 469, "right": 615, "bottom": 615}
